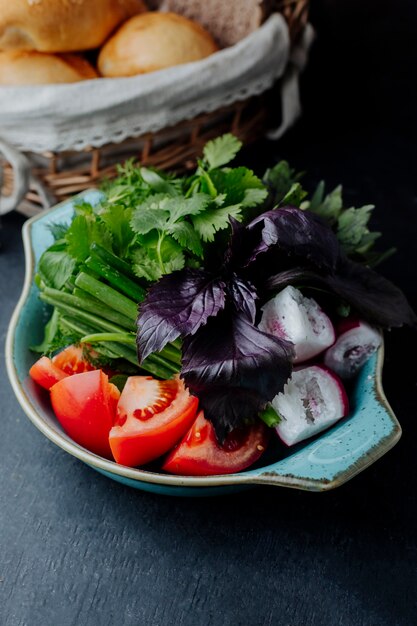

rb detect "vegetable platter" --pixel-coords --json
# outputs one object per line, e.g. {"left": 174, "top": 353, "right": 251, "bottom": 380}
{"left": 6, "top": 135, "right": 415, "bottom": 496}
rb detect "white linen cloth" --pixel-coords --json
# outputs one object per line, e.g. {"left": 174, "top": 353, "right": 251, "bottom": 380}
{"left": 0, "top": 14, "right": 290, "bottom": 152}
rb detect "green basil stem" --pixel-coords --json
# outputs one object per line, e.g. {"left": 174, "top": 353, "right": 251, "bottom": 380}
{"left": 42, "top": 286, "right": 134, "bottom": 331}
{"left": 58, "top": 317, "right": 122, "bottom": 360}
{"left": 60, "top": 316, "right": 177, "bottom": 378}
{"left": 58, "top": 315, "right": 97, "bottom": 337}
{"left": 171, "top": 338, "right": 182, "bottom": 350}
{"left": 80, "top": 333, "right": 181, "bottom": 367}
{"left": 40, "top": 266, "right": 181, "bottom": 378}
{"left": 143, "top": 353, "right": 179, "bottom": 377}
{"left": 84, "top": 255, "right": 146, "bottom": 303}
{"left": 89, "top": 243, "right": 139, "bottom": 281}
{"left": 259, "top": 405, "right": 281, "bottom": 428}
{"left": 39, "top": 294, "right": 127, "bottom": 335}
{"left": 54, "top": 301, "right": 181, "bottom": 367}
{"left": 94, "top": 342, "right": 177, "bottom": 379}
{"left": 201, "top": 170, "right": 217, "bottom": 197}
{"left": 74, "top": 272, "right": 138, "bottom": 321}
{"left": 71, "top": 288, "right": 135, "bottom": 330}
{"left": 156, "top": 233, "right": 166, "bottom": 274}
{"left": 159, "top": 343, "right": 182, "bottom": 365}
{"left": 81, "top": 332, "right": 135, "bottom": 346}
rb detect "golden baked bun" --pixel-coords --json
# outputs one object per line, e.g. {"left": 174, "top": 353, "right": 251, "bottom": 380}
{"left": 0, "top": 0, "right": 147, "bottom": 52}
{"left": 98, "top": 12, "right": 219, "bottom": 77}
{"left": 0, "top": 51, "right": 98, "bottom": 85}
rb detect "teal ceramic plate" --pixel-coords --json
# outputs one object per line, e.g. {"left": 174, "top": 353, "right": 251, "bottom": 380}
{"left": 6, "top": 192, "right": 402, "bottom": 496}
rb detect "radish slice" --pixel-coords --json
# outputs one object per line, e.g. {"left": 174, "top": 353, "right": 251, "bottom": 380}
{"left": 259, "top": 286, "right": 335, "bottom": 363}
{"left": 324, "top": 319, "right": 382, "bottom": 379}
{"left": 272, "top": 365, "right": 349, "bottom": 446}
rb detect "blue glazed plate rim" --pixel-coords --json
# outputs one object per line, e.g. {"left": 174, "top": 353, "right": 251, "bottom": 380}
{"left": 5, "top": 192, "right": 402, "bottom": 492}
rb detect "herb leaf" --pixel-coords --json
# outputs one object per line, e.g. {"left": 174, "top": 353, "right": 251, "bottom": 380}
{"left": 281, "top": 182, "right": 308, "bottom": 207}
{"left": 66, "top": 214, "right": 112, "bottom": 263}
{"left": 47, "top": 222, "right": 70, "bottom": 241}
{"left": 98, "top": 203, "right": 134, "bottom": 258}
{"left": 263, "top": 160, "right": 303, "bottom": 206}
{"left": 170, "top": 222, "right": 204, "bottom": 257}
{"left": 336, "top": 205, "right": 380, "bottom": 256}
{"left": 203, "top": 134, "right": 242, "bottom": 169}
{"left": 192, "top": 203, "right": 243, "bottom": 242}
{"left": 130, "top": 194, "right": 172, "bottom": 235}
{"left": 247, "top": 207, "right": 341, "bottom": 272}
{"left": 210, "top": 167, "right": 267, "bottom": 207}
{"left": 181, "top": 310, "right": 295, "bottom": 440}
{"left": 137, "top": 269, "right": 227, "bottom": 361}
{"left": 38, "top": 248, "right": 76, "bottom": 289}
{"left": 267, "top": 261, "right": 417, "bottom": 329}
{"left": 228, "top": 274, "right": 257, "bottom": 322}
{"left": 131, "top": 236, "right": 185, "bottom": 282}
{"left": 304, "top": 182, "right": 343, "bottom": 223}
{"left": 325, "top": 259, "right": 417, "bottom": 328}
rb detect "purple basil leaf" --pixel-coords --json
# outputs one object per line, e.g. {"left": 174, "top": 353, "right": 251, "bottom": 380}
{"left": 137, "top": 268, "right": 226, "bottom": 361}
{"left": 266, "top": 262, "right": 417, "bottom": 329}
{"left": 224, "top": 216, "right": 261, "bottom": 270}
{"left": 228, "top": 274, "right": 257, "bottom": 322}
{"left": 247, "top": 206, "right": 341, "bottom": 271}
{"left": 181, "top": 310, "right": 295, "bottom": 440}
{"left": 265, "top": 266, "right": 319, "bottom": 291}
{"left": 326, "top": 259, "right": 417, "bottom": 328}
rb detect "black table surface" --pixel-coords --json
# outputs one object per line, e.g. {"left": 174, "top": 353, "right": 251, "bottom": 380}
{"left": 2, "top": 3, "right": 417, "bottom": 625}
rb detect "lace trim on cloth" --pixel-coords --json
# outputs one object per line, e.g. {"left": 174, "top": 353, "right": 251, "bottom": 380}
{"left": 0, "top": 15, "right": 289, "bottom": 153}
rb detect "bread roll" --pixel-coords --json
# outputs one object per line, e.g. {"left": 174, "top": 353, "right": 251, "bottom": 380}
{"left": 98, "top": 12, "right": 219, "bottom": 77}
{"left": 159, "top": 0, "right": 265, "bottom": 47}
{"left": 0, "top": 0, "right": 147, "bottom": 53}
{"left": 0, "top": 51, "right": 98, "bottom": 84}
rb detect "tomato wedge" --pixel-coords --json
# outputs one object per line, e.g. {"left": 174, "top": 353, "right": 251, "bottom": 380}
{"left": 50, "top": 369, "right": 120, "bottom": 459}
{"left": 163, "top": 411, "right": 268, "bottom": 476}
{"left": 109, "top": 376, "right": 199, "bottom": 467}
{"left": 52, "top": 344, "right": 96, "bottom": 375}
{"left": 29, "top": 356, "right": 69, "bottom": 390}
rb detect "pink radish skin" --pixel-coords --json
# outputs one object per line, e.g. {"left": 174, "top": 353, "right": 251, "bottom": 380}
{"left": 272, "top": 365, "right": 349, "bottom": 446}
{"left": 259, "top": 286, "right": 335, "bottom": 363}
{"left": 335, "top": 317, "right": 362, "bottom": 335}
{"left": 324, "top": 319, "right": 382, "bottom": 379}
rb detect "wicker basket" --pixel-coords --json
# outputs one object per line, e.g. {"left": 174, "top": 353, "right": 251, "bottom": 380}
{"left": 0, "top": 0, "right": 309, "bottom": 217}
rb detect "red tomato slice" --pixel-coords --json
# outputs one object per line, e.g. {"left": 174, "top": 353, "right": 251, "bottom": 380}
{"left": 50, "top": 369, "right": 120, "bottom": 459}
{"left": 29, "top": 355, "right": 69, "bottom": 390}
{"left": 109, "top": 376, "right": 199, "bottom": 467}
{"left": 52, "top": 344, "right": 96, "bottom": 375}
{"left": 162, "top": 411, "right": 268, "bottom": 476}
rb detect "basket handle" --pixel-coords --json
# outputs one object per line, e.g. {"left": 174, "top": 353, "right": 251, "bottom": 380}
{"left": 266, "top": 64, "right": 301, "bottom": 141}
{"left": 0, "top": 139, "right": 31, "bottom": 216}
{"left": 267, "top": 23, "right": 315, "bottom": 141}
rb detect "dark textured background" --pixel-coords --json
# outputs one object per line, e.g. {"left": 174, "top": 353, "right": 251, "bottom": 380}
{"left": 1, "top": 2, "right": 417, "bottom": 624}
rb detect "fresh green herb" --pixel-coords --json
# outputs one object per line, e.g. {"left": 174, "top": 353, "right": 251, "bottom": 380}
{"left": 129, "top": 193, "right": 209, "bottom": 280}
{"left": 263, "top": 160, "right": 303, "bottom": 205}
{"left": 202, "top": 133, "right": 242, "bottom": 169}
{"left": 259, "top": 405, "right": 282, "bottom": 428}
{"left": 264, "top": 162, "right": 393, "bottom": 265}
{"left": 47, "top": 222, "right": 70, "bottom": 241}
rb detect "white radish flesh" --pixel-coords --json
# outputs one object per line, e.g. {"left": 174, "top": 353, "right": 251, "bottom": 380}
{"left": 324, "top": 319, "right": 382, "bottom": 379}
{"left": 272, "top": 365, "right": 349, "bottom": 446}
{"left": 259, "top": 286, "right": 335, "bottom": 363}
